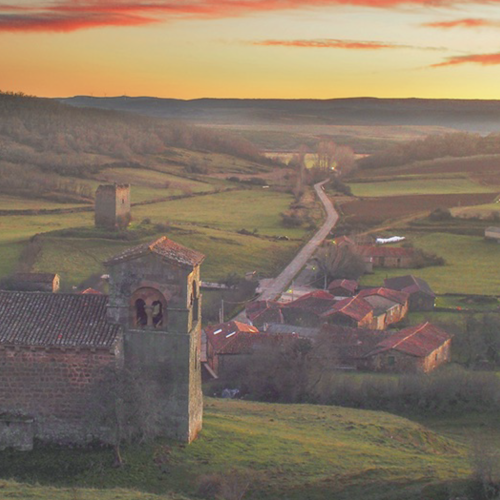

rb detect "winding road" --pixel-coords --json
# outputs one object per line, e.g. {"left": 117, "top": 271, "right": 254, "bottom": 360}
{"left": 258, "top": 179, "right": 339, "bottom": 302}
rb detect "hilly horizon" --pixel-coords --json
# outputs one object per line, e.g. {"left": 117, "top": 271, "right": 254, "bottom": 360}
{"left": 58, "top": 96, "right": 500, "bottom": 134}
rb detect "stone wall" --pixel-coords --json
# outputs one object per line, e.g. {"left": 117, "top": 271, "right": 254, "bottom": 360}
{"left": 95, "top": 184, "right": 131, "bottom": 229}
{"left": 0, "top": 346, "right": 117, "bottom": 442}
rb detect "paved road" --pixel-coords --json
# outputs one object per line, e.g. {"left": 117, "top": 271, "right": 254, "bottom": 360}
{"left": 258, "top": 179, "right": 339, "bottom": 302}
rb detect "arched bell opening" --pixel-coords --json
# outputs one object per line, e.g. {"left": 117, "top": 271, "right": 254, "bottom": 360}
{"left": 130, "top": 287, "right": 168, "bottom": 330}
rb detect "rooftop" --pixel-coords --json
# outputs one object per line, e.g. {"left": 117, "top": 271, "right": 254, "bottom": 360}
{"left": 0, "top": 291, "right": 120, "bottom": 349}
{"left": 321, "top": 296, "right": 373, "bottom": 321}
{"left": 384, "top": 275, "right": 435, "bottom": 297}
{"left": 366, "top": 322, "right": 451, "bottom": 358}
{"left": 105, "top": 236, "right": 205, "bottom": 268}
{"left": 357, "top": 287, "right": 409, "bottom": 305}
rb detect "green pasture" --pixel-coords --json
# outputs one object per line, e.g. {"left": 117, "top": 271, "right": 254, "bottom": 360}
{"left": 360, "top": 233, "right": 500, "bottom": 294}
{"left": 452, "top": 202, "right": 500, "bottom": 219}
{"left": 0, "top": 398, "right": 469, "bottom": 500}
{"left": 133, "top": 190, "right": 309, "bottom": 239}
{"left": 348, "top": 177, "right": 495, "bottom": 197}
{"left": 0, "top": 195, "right": 88, "bottom": 211}
{"left": 33, "top": 225, "right": 300, "bottom": 286}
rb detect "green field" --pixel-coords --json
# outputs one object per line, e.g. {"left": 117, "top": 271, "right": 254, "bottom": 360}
{"left": 0, "top": 195, "right": 89, "bottom": 211}
{"left": 0, "top": 398, "right": 471, "bottom": 500}
{"left": 360, "top": 233, "right": 500, "bottom": 294}
{"left": 348, "top": 177, "right": 495, "bottom": 198}
{"left": 133, "top": 190, "right": 308, "bottom": 239}
{"left": 452, "top": 201, "right": 500, "bottom": 219}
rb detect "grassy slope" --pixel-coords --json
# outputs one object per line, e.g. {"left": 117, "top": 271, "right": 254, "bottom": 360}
{"left": 349, "top": 177, "right": 496, "bottom": 197}
{"left": 360, "top": 232, "right": 500, "bottom": 294}
{"left": 0, "top": 398, "right": 469, "bottom": 500}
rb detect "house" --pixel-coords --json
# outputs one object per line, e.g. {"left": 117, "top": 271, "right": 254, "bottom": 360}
{"left": 356, "top": 246, "right": 415, "bottom": 269}
{"left": 485, "top": 226, "right": 500, "bottom": 242}
{"left": 282, "top": 290, "right": 337, "bottom": 327}
{"left": 245, "top": 300, "right": 284, "bottom": 328}
{"left": 364, "top": 322, "right": 452, "bottom": 373}
{"left": 319, "top": 322, "right": 452, "bottom": 373}
{"left": 321, "top": 296, "right": 374, "bottom": 329}
{"left": 263, "top": 323, "right": 319, "bottom": 339}
{"left": 0, "top": 236, "right": 204, "bottom": 446}
{"left": 205, "top": 321, "right": 296, "bottom": 376}
{"left": 384, "top": 275, "right": 435, "bottom": 311}
{"left": 318, "top": 324, "right": 392, "bottom": 370}
{"left": 356, "top": 287, "right": 409, "bottom": 328}
{"left": 7, "top": 273, "right": 60, "bottom": 293}
{"left": 328, "top": 279, "right": 358, "bottom": 297}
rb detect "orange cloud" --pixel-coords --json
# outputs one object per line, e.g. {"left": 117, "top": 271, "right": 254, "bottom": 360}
{"left": 253, "top": 39, "right": 407, "bottom": 49}
{"left": 3, "top": 0, "right": 500, "bottom": 33}
{"left": 422, "top": 18, "right": 500, "bottom": 28}
{"left": 431, "top": 53, "right": 500, "bottom": 67}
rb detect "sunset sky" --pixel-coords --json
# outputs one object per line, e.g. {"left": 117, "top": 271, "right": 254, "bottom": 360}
{"left": 2, "top": 0, "right": 500, "bottom": 99}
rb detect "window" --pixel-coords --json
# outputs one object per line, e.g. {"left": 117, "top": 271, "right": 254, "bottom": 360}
{"left": 387, "top": 356, "right": 395, "bottom": 366}
{"left": 135, "top": 299, "right": 148, "bottom": 327}
{"left": 131, "top": 288, "right": 167, "bottom": 329}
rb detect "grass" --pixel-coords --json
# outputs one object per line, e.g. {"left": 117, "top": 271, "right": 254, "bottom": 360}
{"left": 133, "top": 190, "right": 309, "bottom": 239}
{"left": 348, "top": 177, "right": 495, "bottom": 198}
{"left": 452, "top": 202, "right": 500, "bottom": 219}
{"left": 0, "top": 480, "right": 189, "bottom": 500}
{"left": 0, "top": 195, "right": 88, "bottom": 211}
{"left": 0, "top": 398, "right": 470, "bottom": 500}
{"left": 360, "top": 232, "right": 500, "bottom": 294}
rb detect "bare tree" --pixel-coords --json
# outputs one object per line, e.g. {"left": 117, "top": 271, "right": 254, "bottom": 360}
{"left": 87, "top": 365, "right": 167, "bottom": 466}
{"left": 313, "top": 241, "right": 365, "bottom": 287}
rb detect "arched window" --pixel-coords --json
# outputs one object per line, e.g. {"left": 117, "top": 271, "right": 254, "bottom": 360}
{"left": 152, "top": 300, "right": 163, "bottom": 327}
{"left": 135, "top": 299, "right": 148, "bottom": 327}
{"left": 131, "top": 288, "right": 167, "bottom": 330}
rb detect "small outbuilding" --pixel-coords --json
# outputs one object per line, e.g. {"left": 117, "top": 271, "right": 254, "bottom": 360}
{"left": 357, "top": 287, "right": 409, "bottom": 328}
{"left": 321, "top": 296, "right": 374, "bottom": 329}
{"left": 356, "top": 246, "right": 415, "bottom": 269}
{"left": 7, "top": 273, "right": 60, "bottom": 293}
{"left": 384, "top": 275, "right": 435, "bottom": 311}
{"left": 364, "top": 322, "right": 452, "bottom": 373}
{"left": 328, "top": 279, "right": 358, "bottom": 297}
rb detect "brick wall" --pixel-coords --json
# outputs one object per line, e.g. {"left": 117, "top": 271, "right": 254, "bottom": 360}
{"left": 0, "top": 346, "right": 116, "bottom": 441}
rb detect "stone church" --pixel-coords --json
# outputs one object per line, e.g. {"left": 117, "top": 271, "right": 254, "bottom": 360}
{"left": 0, "top": 236, "right": 204, "bottom": 445}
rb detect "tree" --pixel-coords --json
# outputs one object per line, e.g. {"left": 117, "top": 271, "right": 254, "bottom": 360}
{"left": 87, "top": 365, "right": 168, "bottom": 466}
{"left": 313, "top": 241, "right": 365, "bottom": 287}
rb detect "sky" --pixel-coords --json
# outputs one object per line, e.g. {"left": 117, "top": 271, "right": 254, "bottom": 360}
{"left": 2, "top": 0, "right": 500, "bottom": 99}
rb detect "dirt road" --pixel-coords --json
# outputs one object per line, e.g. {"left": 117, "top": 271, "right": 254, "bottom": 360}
{"left": 258, "top": 179, "right": 339, "bottom": 301}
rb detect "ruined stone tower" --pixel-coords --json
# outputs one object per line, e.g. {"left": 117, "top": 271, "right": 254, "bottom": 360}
{"left": 95, "top": 184, "right": 131, "bottom": 230}
{"left": 104, "top": 237, "right": 204, "bottom": 442}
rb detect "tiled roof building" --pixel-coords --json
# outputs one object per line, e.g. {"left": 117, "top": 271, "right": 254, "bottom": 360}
{"left": 0, "top": 237, "right": 204, "bottom": 447}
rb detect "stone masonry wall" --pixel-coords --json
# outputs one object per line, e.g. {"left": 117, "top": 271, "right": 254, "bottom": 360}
{"left": 0, "top": 346, "right": 116, "bottom": 441}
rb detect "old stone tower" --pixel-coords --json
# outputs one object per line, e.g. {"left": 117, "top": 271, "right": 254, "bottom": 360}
{"left": 95, "top": 184, "right": 131, "bottom": 229}
{"left": 104, "top": 237, "right": 204, "bottom": 442}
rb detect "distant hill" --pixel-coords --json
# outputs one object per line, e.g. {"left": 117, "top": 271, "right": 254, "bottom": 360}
{"left": 58, "top": 96, "right": 500, "bottom": 133}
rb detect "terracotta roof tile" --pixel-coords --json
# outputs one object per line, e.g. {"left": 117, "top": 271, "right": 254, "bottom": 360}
{"left": 105, "top": 236, "right": 204, "bottom": 268}
{"left": 328, "top": 279, "right": 358, "bottom": 295}
{"left": 357, "top": 287, "right": 409, "bottom": 305}
{"left": 356, "top": 246, "right": 415, "bottom": 258}
{"left": 321, "top": 296, "right": 373, "bottom": 321}
{"left": 366, "top": 322, "right": 451, "bottom": 358}
{"left": 285, "top": 291, "right": 337, "bottom": 315}
{"left": 0, "top": 291, "right": 120, "bottom": 349}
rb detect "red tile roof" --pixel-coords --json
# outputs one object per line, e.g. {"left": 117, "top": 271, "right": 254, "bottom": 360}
{"left": 81, "top": 288, "right": 103, "bottom": 295}
{"left": 366, "top": 322, "right": 451, "bottom": 358}
{"left": 321, "top": 296, "right": 373, "bottom": 321}
{"left": 356, "top": 246, "right": 415, "bottom": 258}
{"left": 319, "top": 324, "right": 392, "bottom": 359}
{"left": 245, "top": 300, "right": 283, "bottom": 324}
{"left": 285, "top": 290, "right": 336, "bottom": 315}
{"left": 328, "top": 279, "right": 358, "bottom": 295}
{"left": 357, "top": 287, "right": 409, "bottom": 305}
{"left": 205, "top": 321, "right": 260, "bottom": 354}
{"left": 0, "top": 291, "right": 120, "bottom": 349}
{"left": 105, "top": 236, "right": 205, "bottom": 268}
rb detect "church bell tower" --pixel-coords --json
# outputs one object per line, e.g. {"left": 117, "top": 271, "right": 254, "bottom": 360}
{"left": 104, "top": 237, "right": 204, "bottom": 442}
